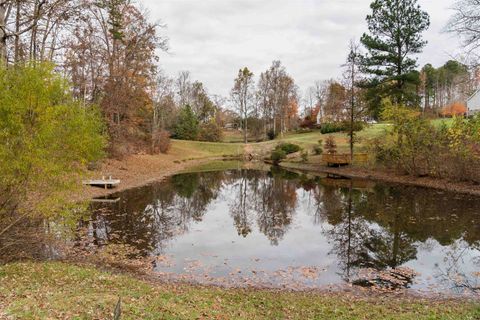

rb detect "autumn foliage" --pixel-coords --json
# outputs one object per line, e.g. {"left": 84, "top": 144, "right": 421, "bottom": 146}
{"left": 440, "top": 102, "right": 467, "bottom": 117}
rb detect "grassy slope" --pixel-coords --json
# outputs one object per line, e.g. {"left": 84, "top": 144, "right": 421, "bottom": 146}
{"left": 167, "top": 124, "right": 391, "bottom": 163}
{"left": 170, "top": 139, "right": 244, "bottom": 159}
{"left": 245, "top": 124, "right": 390, "bottom": 156}
{"left": 0, "top": 262, "right": 478, "bottom": 320}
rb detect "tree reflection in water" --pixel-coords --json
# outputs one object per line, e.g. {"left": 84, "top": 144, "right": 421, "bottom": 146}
{"left": 80, "top": 167, "right": 480, "bottom": 293}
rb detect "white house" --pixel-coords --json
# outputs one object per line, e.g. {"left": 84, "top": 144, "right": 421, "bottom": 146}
{"left": 467, "top": 89, "right": 480, "bottom": 116}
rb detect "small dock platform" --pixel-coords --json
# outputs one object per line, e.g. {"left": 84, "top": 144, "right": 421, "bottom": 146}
{"left": 83, "top": 176, "right": 120, "bottom": 189}
{"left": 322, "top": 153, "right": 369, "bottom": 167}
{"left": 91, "top": 197, "right": 121, "bottom": 203}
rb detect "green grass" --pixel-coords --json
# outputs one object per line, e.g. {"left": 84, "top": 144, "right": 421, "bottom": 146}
{"left": 245, "top": 124, "right": 388, "bottom": 156}
{"left": 0, "top": 262, "right": 478, "bottom": 320}
{"left": 171, "top": 121, "right": 450, "bottom": 160}
{"left": 431, "top": 118, "right": 455, "bottom": 128}
{"left": 171, "top": 139, "right": 243, "bottom": 159}
{"left": 179, "top": 160, "right": 244, "bottom": 173}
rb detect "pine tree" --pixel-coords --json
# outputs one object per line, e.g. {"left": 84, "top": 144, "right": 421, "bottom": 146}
{"left": 360, "top": 0, "right": 430, "bottom": 108}
{"left": 174, "top": 105, "right": 199, "bottom": 140}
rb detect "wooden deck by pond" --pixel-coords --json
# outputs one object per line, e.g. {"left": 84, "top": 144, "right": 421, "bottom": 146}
{"left": 83, "top": 177, "right": 120, "bottom": 189}
{"left": 322, "top": 153, "right": 368, "bottom": 167}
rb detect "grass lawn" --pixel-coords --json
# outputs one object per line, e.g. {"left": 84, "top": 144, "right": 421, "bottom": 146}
{"left": 246, "top": 124, "right": 389, "bottom": 155}
{"left": 170, "top": 139, "right": 244, "bottom": 159}
{"left": 0, "top": 262, "right": 478, "bottom": 320}
{"left": 170, "top": 120, "right": 457, "bottom": 161}
{"left": 431, "top": 118, "right": 455, "bottom": 128}
{"left": 179, "top": 160, "right": 247, "bottom": 173}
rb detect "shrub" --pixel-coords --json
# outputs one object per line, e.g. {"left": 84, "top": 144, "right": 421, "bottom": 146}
{"left": 320, "top": 121, "right": 364, "bottom": 134}
{"left": 0, "top": 62, "right": 106, "bottom": 222}
{"left": 271, "top": 149, "right": 286, "bottom": 165}
{"left": 275, "top": 143, "right": 301, "bottom": 155}
{"left": 198, "top": 121, "right": 223, "bottom": 142}
{"left": 373, "top": 103, "right": 480, "bottom": 182}
{"left": 320, "top": 122, "right": 343, "bottom": 134}
{"left": 313, "top": 145, "right": 323, "bottom": 155}
{"left": 324, "top": 136, "right": 337, "bottom": 154}
{"left": 173, "top": 105, "right": 199, "bottom": 140}
{"left": 267, "top": 129, "right": 278, "bottom": 140}
{"left": 151, "top": 130, "right": 171, "bottom": 154}
{"left": 301, "top": 151, "right": 309, "bottom": 163}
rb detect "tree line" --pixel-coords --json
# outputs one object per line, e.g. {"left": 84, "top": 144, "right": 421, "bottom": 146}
{"left": 230, "top": 61, "right": 299, "bottom": 143}
{"left": 301, "top": 0, "right": 480, "bottom": 128}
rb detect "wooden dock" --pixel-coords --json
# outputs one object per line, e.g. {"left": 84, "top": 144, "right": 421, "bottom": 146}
{"left": 83, "top": 176, "right": 120, "bottom": 189}
{"left": 91, "top": 197, "right": 121, "bottom": 203}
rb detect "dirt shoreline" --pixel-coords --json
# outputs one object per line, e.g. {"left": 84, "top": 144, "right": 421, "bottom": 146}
{"left": 75, "top": 155, "right": 228, "bottom": 201}
{"left": 279, "top": 161, "right": 480, "bottom": 196}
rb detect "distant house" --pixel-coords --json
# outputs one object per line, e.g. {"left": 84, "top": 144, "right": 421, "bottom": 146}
{"left": 316, "top": 108, "right": 322, "bottom": 125}
{"left": 467, "top": 89, "right": 480, "bottom": 116}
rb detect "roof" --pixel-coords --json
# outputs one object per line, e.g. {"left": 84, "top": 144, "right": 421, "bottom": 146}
{"left": 467, "top": 89, "right": 480, "bottom": 102}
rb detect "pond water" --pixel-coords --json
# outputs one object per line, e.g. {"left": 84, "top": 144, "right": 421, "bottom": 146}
{"left": 79, "top": 165, "right": 480, "bottom": 296}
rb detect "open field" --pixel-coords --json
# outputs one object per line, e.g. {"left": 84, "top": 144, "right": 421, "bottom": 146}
{"left": 242, "top": 124, "right": 390, "bottom": 156}
{"left": 171, "top": 139, "right": 244, "bottom": 159}
{"left": 0, "top": 262, "right": 478, "bottom": 320}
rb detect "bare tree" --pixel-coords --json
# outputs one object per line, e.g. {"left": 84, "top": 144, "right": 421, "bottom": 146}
{"left": 447, "top": 0, "right": 480, "bottom": 54}
{"left": 256, "top": 61, "right": 298, "bottom": 137}
{"left": 342, "top": 40, "right": 366, "bottom": 160}
{"left": 153, "top": 71, "right": 175, "bottom": 132}
{"left": 231, "top": 67, "right": 254, "bottom": 143}
{"left": 176, "top": 70, "right": 192, "bottom": 107}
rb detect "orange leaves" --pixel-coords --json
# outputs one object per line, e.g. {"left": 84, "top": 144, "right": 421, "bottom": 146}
{"left": 440, "top": 102, "right": 467, "bottom": 117}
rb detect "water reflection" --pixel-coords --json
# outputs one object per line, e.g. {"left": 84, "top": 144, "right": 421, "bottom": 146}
{"left": 80, "top": 167, "right": 480, "bottom": 294}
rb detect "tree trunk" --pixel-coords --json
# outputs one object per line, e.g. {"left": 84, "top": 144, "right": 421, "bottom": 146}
{"left": 0, "top": 2, "right": 7, "bottom": 63}
{"left": 13, "top": 0, "right": 20, "bottom": 62}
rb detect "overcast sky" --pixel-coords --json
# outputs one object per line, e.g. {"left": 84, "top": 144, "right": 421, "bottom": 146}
{"left": 140, "top": 0, "right": 461, "bottom": 99}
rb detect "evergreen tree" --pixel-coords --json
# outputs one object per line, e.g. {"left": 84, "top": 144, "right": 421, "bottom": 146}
{"left": 174, "top": 105, "right": 199, "bottom": 140}
{"left": 360, "top": 0, "right": 430, "bottom": 109}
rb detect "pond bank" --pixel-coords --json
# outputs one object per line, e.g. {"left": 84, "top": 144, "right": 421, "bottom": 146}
{"left": 76, "top": 154, "right": 239, "bottom": 201}
{"left": 279, "top": 161, "right": 480, "bottom": 197}
{"left": 0, "top": 262, "right": 478, "bottom": 319}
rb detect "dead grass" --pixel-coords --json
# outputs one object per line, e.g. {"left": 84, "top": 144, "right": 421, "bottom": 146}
{"left": 0, "top": 262, "right": 478, "bottom": 320}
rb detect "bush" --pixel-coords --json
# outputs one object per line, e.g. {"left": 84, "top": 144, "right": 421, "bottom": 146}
{"left": 324, "top": 136, "right": 337, "bottom": 154}
{"left": 0, "top": 62, "right": 106, "bottom": 221}
{"left": 271, "top": 149, "right": 286, "bottom": 165}
{"left": 198, "top": 121, "right": 223, "bottom": 142}
{"left": 151, "top": 130, "right": 171, "bottom": 154}
{"left": 313, "top": 145, "right": 323, "bottom": 155}
{"left": 301, "top": 151, "right": 309, "bottom": 163}
{"left": 267, "top": 129, "right": 278, "bottom": 140}
{"left": 320, "top": 121, "right": 364, "bottom": 134}
{"left": 173, "top": 105, "right": 199, "bottom": 140}
{"left": 300, "top": 116, "right": 317, "bottom": 129}
{"left": 373, "top": 103, "right": 480, "bottom": 182}
{"left": 320, "top": 122, "right": 344, "bottom": 134}
{"left": 275, "top": 143, "right": 301, "bottom": 155}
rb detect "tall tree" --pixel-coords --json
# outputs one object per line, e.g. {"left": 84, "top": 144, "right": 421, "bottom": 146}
{"left": 343, "top": 40, "right": 366, "bottom": 160}
{"left": 256, "top": 61, "right": 298, "bottom": 138}
{"left": 173, "top": 104, "right": 199, "bottom": 140}
{"left": 231, "top": 67, "right": 254, "bottom": 143}
{"left": 360, "top": 0, "right": 430, "bottom": 107}
{"left": 65, "top": 0, "right": 165, "bottom": 155}
{"left": 420, "top": 60, "right": 473, "bottom": 114}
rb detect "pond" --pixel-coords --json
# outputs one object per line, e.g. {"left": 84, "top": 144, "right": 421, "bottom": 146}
{"left": 78, "top": 165, "right": 480, "bottom": 296}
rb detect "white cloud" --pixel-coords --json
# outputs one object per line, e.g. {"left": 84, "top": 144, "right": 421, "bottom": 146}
{"left": 141, "top": 0, "right": 461, "bottom": 98}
